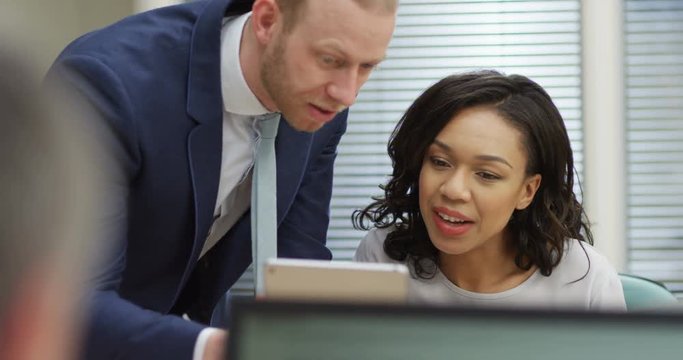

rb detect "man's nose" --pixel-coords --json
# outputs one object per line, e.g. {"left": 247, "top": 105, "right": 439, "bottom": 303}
{"left": 327, "top": 68, "right": 361, "bottom": 107}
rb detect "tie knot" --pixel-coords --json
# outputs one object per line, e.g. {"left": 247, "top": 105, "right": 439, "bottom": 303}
{"left": 257, "top": 113, "right": 280, "bottom": 139}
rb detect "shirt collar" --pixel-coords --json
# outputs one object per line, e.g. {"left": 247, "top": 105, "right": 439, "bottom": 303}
{"left": 220, "top": 12, "right": 270, "bottom": 116}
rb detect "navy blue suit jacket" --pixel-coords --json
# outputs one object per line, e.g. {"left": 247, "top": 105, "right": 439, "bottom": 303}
{"left": 48, "top": 0, "right": 345, "bottom": 358}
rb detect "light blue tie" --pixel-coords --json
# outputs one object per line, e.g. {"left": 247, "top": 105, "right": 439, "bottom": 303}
{"left": 251, "top": 113, "right": 280, "bottom": 295}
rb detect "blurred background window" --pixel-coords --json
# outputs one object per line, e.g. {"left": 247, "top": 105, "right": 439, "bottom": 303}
{"left": 625, "top": 0, "right": 683, "bottom": 294}
{"left": 328, "top": 0, "right": 584, "bottom": 260}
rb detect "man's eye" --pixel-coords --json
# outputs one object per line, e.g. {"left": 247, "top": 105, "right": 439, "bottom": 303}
{"left": 321, "top": 55, "right": 337, "bottom": 65}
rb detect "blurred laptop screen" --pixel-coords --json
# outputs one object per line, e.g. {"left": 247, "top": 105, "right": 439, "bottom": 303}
{"left": 229, "top": 300, "right": 683, "bottom": 360}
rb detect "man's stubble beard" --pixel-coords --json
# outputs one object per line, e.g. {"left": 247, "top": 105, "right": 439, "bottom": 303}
{"left": 261, "top": 35, "right": 289, "bottom": 116}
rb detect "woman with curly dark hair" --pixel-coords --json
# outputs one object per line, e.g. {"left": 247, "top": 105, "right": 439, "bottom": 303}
{"left": 353, "top": 70, "right": 625, "bottom": 310}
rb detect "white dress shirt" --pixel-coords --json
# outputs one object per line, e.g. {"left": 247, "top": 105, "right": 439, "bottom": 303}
{"left": 193, "top": 12, "right": 269, "bottom": 360}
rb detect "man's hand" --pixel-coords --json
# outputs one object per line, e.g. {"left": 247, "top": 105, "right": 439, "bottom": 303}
{"left": 203, "top": 329, "right": 229, "bottom": 360}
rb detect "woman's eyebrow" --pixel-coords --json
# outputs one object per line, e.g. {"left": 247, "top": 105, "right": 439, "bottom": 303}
{"left": 432, "top": 139, "right": 513, "bottom": 169}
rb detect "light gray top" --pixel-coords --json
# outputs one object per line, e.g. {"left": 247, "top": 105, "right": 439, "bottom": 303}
{"left": 354, "top": 227, "right": 626, "bottom": 311}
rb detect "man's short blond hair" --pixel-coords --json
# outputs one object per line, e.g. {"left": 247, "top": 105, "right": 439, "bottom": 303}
{"left": 276, "top": 0, "right": 398, "bottom": 33}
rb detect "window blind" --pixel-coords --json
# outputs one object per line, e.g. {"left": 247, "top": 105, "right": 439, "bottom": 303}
{"left": 234, "top": 0, "right": 584, "bottom": 296}
{"left": 625, "top": 0, "right": 683, "bottom": 293}
{"left": 329, "top": 0, "right": 584, "bottom": 259}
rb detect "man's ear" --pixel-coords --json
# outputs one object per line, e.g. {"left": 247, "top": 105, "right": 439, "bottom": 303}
{"left": 251, "top": 0, "right": 281, "bottom": 45}
{"left": 516, "top": 174, "right": 541, "bottom": 210}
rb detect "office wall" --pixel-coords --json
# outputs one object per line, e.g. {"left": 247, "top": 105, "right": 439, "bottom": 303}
{"left": 582, "top": 0, "right": 626, "bottom": 270}
{"left": 136, "top": 0, "right": 184, "bottom": 13}
{"left": 1, "top": 0, "right": 134, "bottom": 75}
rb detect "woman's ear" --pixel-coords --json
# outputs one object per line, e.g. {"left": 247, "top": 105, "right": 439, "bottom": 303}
{"left": 516, "top": 174, "right": 541, "bottom": 210}
{"left": 251, "top": 0, "right": 281, "bottom": 45}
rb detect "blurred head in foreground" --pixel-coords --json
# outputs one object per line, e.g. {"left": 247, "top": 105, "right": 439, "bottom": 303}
{"left": 0, "top": 40, "right": 102, "bottom": 360}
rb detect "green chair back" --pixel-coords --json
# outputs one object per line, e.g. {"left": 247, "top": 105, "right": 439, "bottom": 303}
{"left": 619, "top": 273, "right": 679, "bottom": 311}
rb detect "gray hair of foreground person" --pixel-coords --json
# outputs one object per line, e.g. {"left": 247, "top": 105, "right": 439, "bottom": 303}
{"left": 0, "top": 44, "right": 104, "bottom": 360}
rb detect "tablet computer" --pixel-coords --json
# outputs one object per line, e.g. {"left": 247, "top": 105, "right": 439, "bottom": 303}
{"left": 264, "top": 258, "right": 409, "bottom": 304}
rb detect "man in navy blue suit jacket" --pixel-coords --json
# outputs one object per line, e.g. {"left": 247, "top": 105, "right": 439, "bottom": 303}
{"left": 47, "top": 0, "right": 397, "bottom": 358}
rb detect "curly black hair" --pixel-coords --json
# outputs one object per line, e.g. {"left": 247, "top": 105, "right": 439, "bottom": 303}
{"left": 353, "top": 70, "right": 592, "bottom": 279}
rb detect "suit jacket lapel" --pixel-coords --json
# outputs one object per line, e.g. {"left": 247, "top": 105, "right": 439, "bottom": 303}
{"left": 275, "top": 118, "right": 313, "bottom": 224}
{"left": 186, "top": 0, "right": 235, "bottom": 258}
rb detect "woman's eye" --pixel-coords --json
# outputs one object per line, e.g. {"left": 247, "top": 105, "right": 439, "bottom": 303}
{"left": 477, "top": 172, "right": 500, "bottom": 180}
{"left": 430, "top": 157, "right": 449, "bottom": 168}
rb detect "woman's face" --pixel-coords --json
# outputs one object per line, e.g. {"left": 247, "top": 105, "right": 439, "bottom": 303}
{"left": 418, "top": 106, "right": 541, "bottom": 259}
